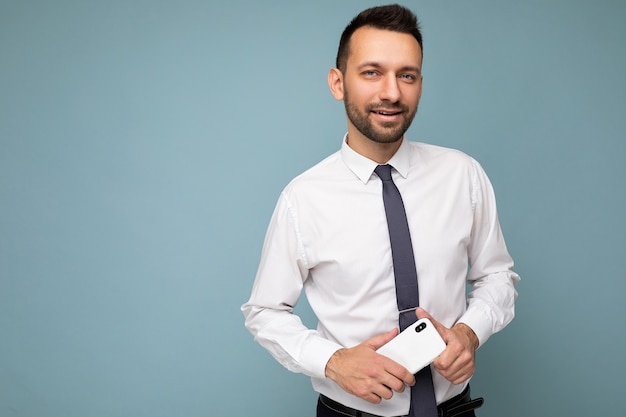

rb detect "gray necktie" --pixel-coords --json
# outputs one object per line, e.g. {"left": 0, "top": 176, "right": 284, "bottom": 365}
{"left": 375, "top": 164, "right": 437, "bottom": 417}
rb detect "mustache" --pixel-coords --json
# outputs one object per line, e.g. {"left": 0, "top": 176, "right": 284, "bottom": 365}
{"left": 366, "top": 102, "right": 408, "bottom": 113}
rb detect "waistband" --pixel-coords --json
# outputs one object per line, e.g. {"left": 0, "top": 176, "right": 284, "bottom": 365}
{"left": 319, "top": 385, "right": 484, "bottom": 417}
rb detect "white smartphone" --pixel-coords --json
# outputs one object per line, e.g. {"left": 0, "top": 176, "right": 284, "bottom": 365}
{"left": 377, "top": 318, "right": 446, "bottom": 374}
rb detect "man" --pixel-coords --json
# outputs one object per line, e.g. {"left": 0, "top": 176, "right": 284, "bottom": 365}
{"left": 242, "top": 4, "right": 519, "bottom": 417}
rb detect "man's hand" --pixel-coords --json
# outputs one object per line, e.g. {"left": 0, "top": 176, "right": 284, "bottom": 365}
{"left": 325, "top": 329, "right": 416, "bottom": 404}
{"left": 416, "top": 308, "right": 478, "bottom": 384}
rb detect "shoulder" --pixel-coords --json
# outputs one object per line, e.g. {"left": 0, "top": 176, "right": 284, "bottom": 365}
{"left": 409, "top": 141, "right": 479, "bottom": 171}
{"left": 282, "top": 150, "right": 347, "bottom": 196}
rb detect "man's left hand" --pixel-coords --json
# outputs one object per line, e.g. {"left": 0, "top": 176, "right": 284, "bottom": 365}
{"left": 416, "top": 308, "right": 478, "bottom": 384}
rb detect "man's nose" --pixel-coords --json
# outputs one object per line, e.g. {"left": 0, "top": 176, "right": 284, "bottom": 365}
{"left": 378, "top": 75, "right": 401, "bottom": 102}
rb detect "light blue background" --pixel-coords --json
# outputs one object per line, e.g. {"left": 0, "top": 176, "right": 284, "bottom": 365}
{"left": 1, "top": 1, "right": 625, "bottom": 416}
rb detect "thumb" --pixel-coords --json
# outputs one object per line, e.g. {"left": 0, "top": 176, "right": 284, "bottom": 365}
{"left": 366, "top": 328, "right": 399, "bottom": 350}
{"left": 416, "top": 308, "right": 448, "bottom": 341}
{"left": 415, "top": 307, "right": 434, "bottom": 322}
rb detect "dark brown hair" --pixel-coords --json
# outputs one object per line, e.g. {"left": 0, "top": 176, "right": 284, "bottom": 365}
{"left": 336, "top": 4, "right": 423, "bottom": 72}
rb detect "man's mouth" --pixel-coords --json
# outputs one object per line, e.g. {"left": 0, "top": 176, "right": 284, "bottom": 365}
{"left": 371, "top": 108, "right": 403, "bottom": 116}
{"left": 372, "top": 109, "right": 403, "bottom": 119}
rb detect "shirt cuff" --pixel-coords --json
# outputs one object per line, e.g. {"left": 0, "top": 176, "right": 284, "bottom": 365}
{"left": 300, "top": 336, "right": 344, "bottom": 379}
{"left": 456, "top": 308, "right": 494, "bottom": 349}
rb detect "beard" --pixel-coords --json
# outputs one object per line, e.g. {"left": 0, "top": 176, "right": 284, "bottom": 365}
{"left": 343, "top": 88, "right": 417, "bottom": 144}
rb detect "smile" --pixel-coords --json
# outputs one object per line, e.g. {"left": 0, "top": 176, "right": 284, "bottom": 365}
{"left": 373, "top": 110, "right": 402, "bottom": 115}
{"left": 371, "top": 109, "right": 403, "bottom": 122}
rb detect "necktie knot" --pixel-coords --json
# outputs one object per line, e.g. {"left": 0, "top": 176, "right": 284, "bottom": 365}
{"left": 374, "top": 164, "right": 393, "bottom": 181}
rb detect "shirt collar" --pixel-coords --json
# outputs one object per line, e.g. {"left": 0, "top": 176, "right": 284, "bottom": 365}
{"left": 340, "top": 133, "right": 412, "bottom": 184}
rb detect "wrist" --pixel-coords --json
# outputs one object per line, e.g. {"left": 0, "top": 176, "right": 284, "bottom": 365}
{"left": 325, "top": 348, "right": 345, "bottom": 379}
{"left": 453, "top": 323, "right": 479, "bottom": 351}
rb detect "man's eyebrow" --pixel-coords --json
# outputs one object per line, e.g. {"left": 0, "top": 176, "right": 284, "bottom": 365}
{"left": 400, "top": 65, "right": 422, "bottom": 75}
{"left": 356, "top": 62, "right": 422, "bottom": 75}
{"left": 356, "top": 62, "right": 383, "bottom": 70}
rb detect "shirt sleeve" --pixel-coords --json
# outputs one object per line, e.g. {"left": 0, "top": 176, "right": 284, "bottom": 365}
{"left": 241, "top": 191, "right": 342, "bottom": 378}
{"left": 457, "top": 160, "right": 520, "bottom": 347}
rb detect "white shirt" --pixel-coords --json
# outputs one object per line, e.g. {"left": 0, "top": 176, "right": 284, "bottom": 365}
{"left": 242, "top": 136, "right": 519, "bottom": 416}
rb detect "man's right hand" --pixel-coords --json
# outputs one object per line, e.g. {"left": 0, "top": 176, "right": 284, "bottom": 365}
{"left": 324, "top": 329, "right": 416, "bottom": 404}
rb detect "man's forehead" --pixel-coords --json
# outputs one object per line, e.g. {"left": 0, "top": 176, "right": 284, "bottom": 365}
{"left": 347, "top": 26, "right": 422, "bottom": 68}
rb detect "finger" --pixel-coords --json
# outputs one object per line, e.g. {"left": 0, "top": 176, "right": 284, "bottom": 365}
{"left": 415, "top": 307, "right": 432, "bottom": 321}
{"left": 366, "top": 328, "right": 399, "bottom": 350}
{"left": 361, "top": 391, "right": 383, "bottom": 404}
{"left": 434, "top": 337, "right": 466, "bottom": 372}
{"left": 376, "top": 345, "right": 417, "bottom": 388}
{"left": 439, "top": 362, "right": 475, "bottom": 384}
{"left": 416, "top": 308, "right": 449, "bottom": 341}
{"left": 372, "top": 382, "right": 395, "bottom": 401}
{"left": 384, "top": 359, "right": 416, "bottom": 387}
{"left": 433, "top": 345, "right": 475, "bottom": 383}
{"left": 380, "top": 361, "right": 412, "bottom": 392}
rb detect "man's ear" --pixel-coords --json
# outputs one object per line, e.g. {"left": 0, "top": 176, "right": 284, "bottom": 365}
{"left": 417, "top": 75, "right": 423, "bottom": 103}
{"left": 328, "top": 68, "right": 345, "bottom": 101}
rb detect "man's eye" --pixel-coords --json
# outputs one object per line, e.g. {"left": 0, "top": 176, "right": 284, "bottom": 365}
{"left": 400, "top": 74, "right": 417, "bottom": 81}
{"left": 363, "top": 70, "right": 378, "bottom": 77}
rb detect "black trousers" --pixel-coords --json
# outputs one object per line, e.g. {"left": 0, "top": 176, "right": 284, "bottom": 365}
{"left": 317, "top": 387, "right": 480, "bottom": 417}
{"left": 317, "top": 400, "right": 477, "bottom": 417}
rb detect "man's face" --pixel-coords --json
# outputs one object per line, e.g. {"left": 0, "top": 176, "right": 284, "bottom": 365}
{"left": 341, "top": 27, "right": 423, "bottom": 145}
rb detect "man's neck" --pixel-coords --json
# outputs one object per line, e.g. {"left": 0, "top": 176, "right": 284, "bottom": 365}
{"left": 345, "top": 131, "right": 403, "bottom": 164}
